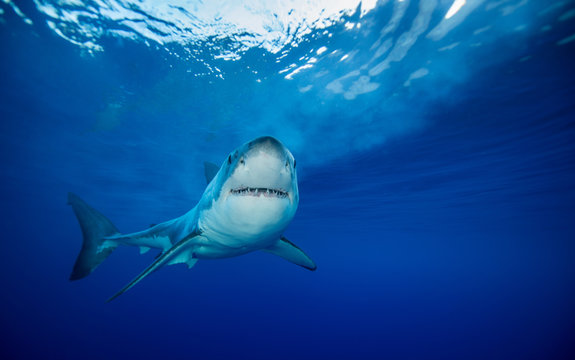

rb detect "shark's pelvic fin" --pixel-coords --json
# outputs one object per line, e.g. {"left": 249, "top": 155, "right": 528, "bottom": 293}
{"left": 68, "top": 192, "right": 120, "bottom": 281}
{"left": 204, "top": 161, "right": 219, "bottom": 184}
{"left": 263, "top": 236, "right": 317, "bottom": 271}
{"left": 139, "top": 246, "right": 151, "bottom": 254}
{"left": 107, "top": 235, "right": 199, "bottom": 302}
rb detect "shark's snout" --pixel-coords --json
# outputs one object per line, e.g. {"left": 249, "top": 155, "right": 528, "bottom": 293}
{"left": 246, "top": 136, "right": 287, "bottom": 160}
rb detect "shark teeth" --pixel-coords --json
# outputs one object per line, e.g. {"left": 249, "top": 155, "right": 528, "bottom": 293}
{"left": 230, "top": 187, "right": 288, "bottom": 198}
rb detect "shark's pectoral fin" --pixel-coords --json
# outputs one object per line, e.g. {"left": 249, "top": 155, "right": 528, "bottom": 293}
{"left": 107, "top": 234, "right": 199, "bottom": 302}
{"left": 262, "top": 236, "right": 317, "bottom": 271}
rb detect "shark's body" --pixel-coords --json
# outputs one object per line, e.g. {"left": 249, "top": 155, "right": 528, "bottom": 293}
{"left": 68, "top": 136, "right": 316, "bottom": 301}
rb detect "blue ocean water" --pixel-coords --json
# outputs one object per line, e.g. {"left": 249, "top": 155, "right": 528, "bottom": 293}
{"left": 1, "top": 1, "right": 574, "bottom": 359}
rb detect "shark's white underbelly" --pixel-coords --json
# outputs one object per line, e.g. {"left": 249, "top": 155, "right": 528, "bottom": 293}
{"left": 191, "top": 229, "right": 280, "bottom": 259}
{"left": 193, "top": 195, "right": 294, "bottom": 259}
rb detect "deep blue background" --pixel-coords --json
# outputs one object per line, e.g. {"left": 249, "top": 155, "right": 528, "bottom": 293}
{"left": 1, "top": 1, "right": 575, "bottom": 359}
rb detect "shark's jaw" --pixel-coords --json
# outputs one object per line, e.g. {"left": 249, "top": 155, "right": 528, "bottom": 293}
{"left": 229, "top": 187, "right": 289, "bottom": 199}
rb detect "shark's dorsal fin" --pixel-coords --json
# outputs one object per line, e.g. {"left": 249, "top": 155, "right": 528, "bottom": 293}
{"left": 106, "top": 234, "right": 199, "bottom": 302}
{"left": 262, "top": 236, "right": 317, "bottom": 271}
{"left": 204, "top": 162, "right": 219, "bottom": 184}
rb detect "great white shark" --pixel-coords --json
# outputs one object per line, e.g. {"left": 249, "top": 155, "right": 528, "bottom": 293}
{"left": 68, "top": 136, "right": 316, "bottom": 302}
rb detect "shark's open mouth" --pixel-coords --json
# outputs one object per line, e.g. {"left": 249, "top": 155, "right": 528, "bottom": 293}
{"left": 230, "top": 187, "right": 288, "bottom": 198}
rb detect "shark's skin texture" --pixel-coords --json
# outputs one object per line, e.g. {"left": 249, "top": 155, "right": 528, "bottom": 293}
{"left": 68, "top": 136, "right": 316, "bottom": 302}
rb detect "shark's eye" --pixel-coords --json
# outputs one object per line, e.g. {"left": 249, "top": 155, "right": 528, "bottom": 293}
{"left": 240, "top": 157, "right": 245, "bottom": 165}
{"left": 285, "top": 160, "right": 289, "bottom": 168}
{"left": 228, "top": 155, "right": 232, "bottom": 164}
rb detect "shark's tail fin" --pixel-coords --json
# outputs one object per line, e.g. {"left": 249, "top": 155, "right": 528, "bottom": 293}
{"left": 68, "top": 192, "right": 120, "bottom": 281}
